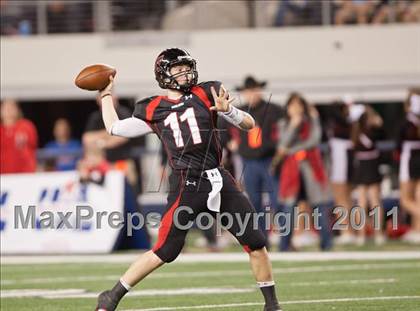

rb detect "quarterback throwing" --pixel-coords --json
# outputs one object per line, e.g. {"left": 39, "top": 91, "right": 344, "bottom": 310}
{"left": 96, "top": 48, "right": 282, "bottom": 311}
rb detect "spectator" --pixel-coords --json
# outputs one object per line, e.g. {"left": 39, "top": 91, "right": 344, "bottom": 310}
{"left": 372, "top": 0, "right": 420, "bottom": 24}
{"left": 78, "top": 146, "right": 110, "bottom": 186}
{"left": 327, "top": 97, "right": 357, "bottom": 245}
{"left": 112, "top": 0, "right": 165, "bottom": 31}
{"left": 77, "top": 145, "right": 151, "bottom": 250}
{"left": 351, "top": 104, "right": 385, "bottom": 246}
{"left": 47, "top": 1, "right": 92, "bottom": 34}
{"left": 334, "top": 0, "right": 377, "bottom": 25}
{"left": 227, "top": 76, "right": 283, "bottom": 243}
{"left": 0, "top": 0, "right": 36, "bottom": 35}
{"left": 1, "top": 99, "right": 38, "bottom": 174}
{"left": 83, "top": 95, "right": 130, "bottom": 160}
{"left": 83, "top": 95, "right": 142, "bottom": 193}
{"left": 274, "top": 0, "right": 322, "bottom": 26}
{"left": 401, "top": 0, "right": 420, "bottom": 23}
{"left": 0, "top": 0, "right": 20, "bottom": 35}
{"left": 334, "top": 0, "right": 419, "bottom": 25}
{"left": 272, "top": 92, "right": 332, "bottom": 251}
{"left": 44, "top": 118, "right": 82, "bottom": 171}
{"left": 398, "top": 89, "right": 420, "bottom": 244}
{"left": 371, "top": 0, "right": 393, "bottom": 24}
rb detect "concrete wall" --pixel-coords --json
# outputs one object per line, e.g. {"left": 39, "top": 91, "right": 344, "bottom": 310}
{"left": 1, "top": 24, "right": 419, "bottom": 102}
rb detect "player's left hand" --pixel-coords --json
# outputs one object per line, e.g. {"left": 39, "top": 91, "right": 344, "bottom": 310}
{"left": 210, "top": 85, "right": 235, "bottom": 113}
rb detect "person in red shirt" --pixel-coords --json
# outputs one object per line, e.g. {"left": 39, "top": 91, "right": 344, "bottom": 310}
{"left": 77, "top": 146, "right": 110, "bottom": 185}
{"left": 1, "top": 99, "right": 38, "bottom": 173}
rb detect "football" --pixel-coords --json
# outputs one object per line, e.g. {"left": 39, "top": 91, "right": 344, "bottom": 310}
{"left": 75, "top": 64, "right": 116, "bottom": 91}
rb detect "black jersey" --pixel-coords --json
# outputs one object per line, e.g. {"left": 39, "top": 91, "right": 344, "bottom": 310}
{"left": 133, "top": 81, "right": 223, "bottom": 171}
{"left": 399, "top": 112, "right": 420, "bottom": 144}
{"left": 328, "top": 103, "right": 352, "bottom": 140}
{"left": 353, "top": 128, "right": 381, "bottom": 152}
{"left": 230, "top": 101, "right": 282, "bottom": 159}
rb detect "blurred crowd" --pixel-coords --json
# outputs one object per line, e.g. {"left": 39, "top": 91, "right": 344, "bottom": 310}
{"left": 1, "top": 0, "right": 419, "bottom": 36}
{"left": 1, "top": 79, "right": 420, "bottom": 250}
{"left": 333, "top": 0, "right": 420, "bottom": 25}
{"left": 213, "top": 78, "right": 420, "bottom": 250}
{"left": 275, "top": 0, "right": 420, "bottom": 26}
{"left": 0, "top": 96, "right": 143, "bottom": 195}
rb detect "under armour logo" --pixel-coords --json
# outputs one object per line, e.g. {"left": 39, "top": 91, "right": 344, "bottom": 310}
{"left": 172, "top": 102, "right": 184, "bottom": 109}
{"left": 186, "top": 180, "right": 197, "bottom": 186}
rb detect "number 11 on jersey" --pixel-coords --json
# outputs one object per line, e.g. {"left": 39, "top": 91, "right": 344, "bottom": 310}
{"left": 164, "top": 107, "right": 202, "bottom": 148}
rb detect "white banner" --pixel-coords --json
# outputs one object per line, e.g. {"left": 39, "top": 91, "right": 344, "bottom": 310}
{"left": 0, "top": 170, "right": 124, "bottom": 254}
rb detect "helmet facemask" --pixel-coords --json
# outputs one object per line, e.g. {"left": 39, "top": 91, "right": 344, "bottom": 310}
{"left": 155, "top": 50, "right": 198, "bottom": 91}
{"left": 164, "top": 60, "right": 198, "bottom": 91}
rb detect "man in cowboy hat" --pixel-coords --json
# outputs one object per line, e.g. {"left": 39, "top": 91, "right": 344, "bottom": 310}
{"left": 226, "top": 75, "right": 283, "bottom": 244}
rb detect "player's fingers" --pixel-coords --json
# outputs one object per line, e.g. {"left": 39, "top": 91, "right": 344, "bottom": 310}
{"left": 228, "top": 97, "right": 236, "bottom": 104}
{"left": 209, "top": 106, "right": 217, "bottom": 111}
{"left": 220, "top": 87, "right": 226, "bottom": 99}
{"left": 222, "top": 87, "right": 229, "bottom": 100}
{"left": 219, "top": 86, "right": 225, "bottom": 98}
{"left": 211, "top": 86, "right": 218, "bottom": 100}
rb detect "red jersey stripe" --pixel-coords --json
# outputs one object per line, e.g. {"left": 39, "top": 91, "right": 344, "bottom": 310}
{"left": 152, "top": 184, "right": 184, "bottom": 252}
{"left": 191, "top": 86, "right": 212, "bottom": 110}
{"left": 146, "top": 96, "right": 162, "bottom": 121}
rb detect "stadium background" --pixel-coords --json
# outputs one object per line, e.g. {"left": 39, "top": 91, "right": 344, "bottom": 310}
{"left": 1, "top": 1, "right": 420, "bottom": 310}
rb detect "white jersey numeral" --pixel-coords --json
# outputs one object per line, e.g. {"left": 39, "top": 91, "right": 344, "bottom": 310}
{"left": 180, "top": 107, "right": 203, "bottom": 145}
{"left": 164, "top": 107, "right": 202, "bottom": 147}
{"left": 164, "top": 111, "right": 184, "bottom": 147}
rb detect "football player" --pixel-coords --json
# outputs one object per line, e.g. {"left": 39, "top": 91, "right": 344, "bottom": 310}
{"left": 96, "top": 48, "right": 282, "bottom": 311}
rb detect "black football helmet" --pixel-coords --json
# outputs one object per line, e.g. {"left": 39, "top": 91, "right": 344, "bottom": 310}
{"left": 154, "top": 48, "right": 198, "bottom": 91}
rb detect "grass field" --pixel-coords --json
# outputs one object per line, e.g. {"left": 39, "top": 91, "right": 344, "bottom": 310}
{"left": 1, "top": 252, "right": 420, "bottom": 311}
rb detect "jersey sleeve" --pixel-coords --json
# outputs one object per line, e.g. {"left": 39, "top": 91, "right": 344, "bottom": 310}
{"left": 132, "top": 96, "right": 160, "bottom": 123}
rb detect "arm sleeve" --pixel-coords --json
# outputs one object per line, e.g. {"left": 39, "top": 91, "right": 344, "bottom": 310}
{"left": 278, "top": 120, "right": 299, "bottom": 148}
{"left": 110, "top": 117, "right": 153, "bottom": 138}
{"left": 287, "top": 117, "right": 322, "bottom": 154}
